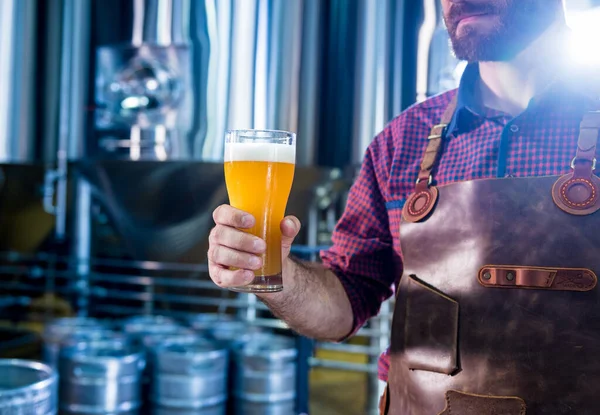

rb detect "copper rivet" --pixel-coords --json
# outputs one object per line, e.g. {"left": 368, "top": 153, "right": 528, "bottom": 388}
{"left": 483, "top": 272, "right": 491, "bottom": 280}
{"left": 506, "top": 272, "right": 515, "bottom": 281}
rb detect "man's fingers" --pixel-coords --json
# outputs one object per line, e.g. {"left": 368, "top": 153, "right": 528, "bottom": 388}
{"left": 212, "top": 204, "right": 255, "bottom": 229}
{"left": 208, "top": 245, "right": 263, "bottom": 270}
{"left": 281, "top": 216, "right": 301, "bottom": 238}
{"left": 209, "top": 225, "right": 266, "bottom": 254}
{"left": 209, "top": 262, "right": 255, "bottom": 287}
{"left": 281, "top": 216, "right": 301, "bottom": 257}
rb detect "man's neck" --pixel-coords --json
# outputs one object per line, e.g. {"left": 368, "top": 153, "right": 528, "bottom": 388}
{"left": 477, "top": 21, "right": 568, "bottom": 116}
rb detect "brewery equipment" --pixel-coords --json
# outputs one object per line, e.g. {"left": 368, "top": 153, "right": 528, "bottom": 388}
{"left": 59, "top": 340, "right": 145, "bottom": 414}
{"left": 0, "top": 359, "right": 58, "bottom": 415}
{"left": 233, "top": 333, "right": 297, "bottom": 415}
{"left": 150, "top": 337, "right": 229, "bottom": 414}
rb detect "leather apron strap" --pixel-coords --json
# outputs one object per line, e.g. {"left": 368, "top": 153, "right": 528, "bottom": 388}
{"left": 403, "top": 95, "right": 456, "bottom": 223}
{"left": 552, "top": 110, "right": 600, "bottom": 215}
{"left": 415, "top": 96, "right": 458, "bottom": 187}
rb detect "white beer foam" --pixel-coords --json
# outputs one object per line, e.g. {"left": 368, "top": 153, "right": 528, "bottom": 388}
{"left": 224, "top": 142, "right": 296, "bottom": 164}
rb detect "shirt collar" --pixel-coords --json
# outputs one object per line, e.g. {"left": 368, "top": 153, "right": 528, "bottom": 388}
{"left": 445, "top": 61, "right": 597, "bottom": 136}
{"left": 446, "top": 62, "right": 481, "bottom": 136}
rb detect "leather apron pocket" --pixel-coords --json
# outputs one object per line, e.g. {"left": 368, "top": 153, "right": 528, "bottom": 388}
{"left": 437, "top": 390, "right": 526, "bottom": 415}
{"left": 404, "top": 275, "right": 459, "bottom": 375}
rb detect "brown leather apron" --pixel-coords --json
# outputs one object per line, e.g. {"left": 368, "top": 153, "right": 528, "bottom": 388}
{"left": 380, "top": 98, "right": 600, "bottom": 415}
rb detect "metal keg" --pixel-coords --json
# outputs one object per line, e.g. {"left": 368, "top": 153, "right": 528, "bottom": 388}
{"left": 150, "top": 338, "right": 228, "bottom": 414}
{"left": 198, "top": 320, "right": 265, "bottom": 415}
{"left": 122, "top": 315, "right": 178, "bottom": 331}
{"left": 42, "top": 317, "right": 109, "bottom": 368}
{"left": 122, "top": 315, "right": 186, "bottom": 344}
{"left": 122, "top": 315, "right": 195, "bottom": 414}
{"left": 206, "top": 320, "right": 265, "bottom": 346}
{"left": 235, "top": 400, "right": 296, "bottom": 415}
{"left": 0, "top": 359, "right": 57, "bottom": 415}
{"left": 186, "top": 313, "right": 235, "bottom": 333}
{"left": 59, "top": 340, "right": 145, "bottom": 414}
{"left": 233, "top": 333, "right": 297, "bottom": 410}
{"left": 152, "top": 403, "right": 225, "bottom": 415}
{"left": 141, "top": 331, "right": 197, "bottom": 350}
{"left": 141, "top": 328, "right": 203, "bottom": 407}
{"left": 63, "top": 330, "right": 129, "bottom": 349}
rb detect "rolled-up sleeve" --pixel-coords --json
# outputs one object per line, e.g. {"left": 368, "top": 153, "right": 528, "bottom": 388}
{"left": 320, "top": 133, "right": 401, "bottom": 338}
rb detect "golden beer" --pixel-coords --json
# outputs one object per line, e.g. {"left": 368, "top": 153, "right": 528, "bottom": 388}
{"left": 224, "top": 131, "right": 296, "bottom": 292}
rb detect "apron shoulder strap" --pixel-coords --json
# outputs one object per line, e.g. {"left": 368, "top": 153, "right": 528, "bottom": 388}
{"left": 574, "top": 110, "right": 600, "bottom": 170}
{"left": 403, "top": 94, "right": 457, "bottom": 223}
{"left": 415, "top": 95, "right": 458, "bottom": 186}
{"left": 552, "top": 108, "right": 600, "bottom": 216}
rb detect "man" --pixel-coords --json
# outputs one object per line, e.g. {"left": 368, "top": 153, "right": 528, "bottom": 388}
{"left": 208, "top": 0, "right": 600, "bottom": 413}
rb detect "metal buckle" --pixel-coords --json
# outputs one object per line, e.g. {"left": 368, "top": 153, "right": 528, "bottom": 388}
{"left": 427, "top": 123, "right": 448, "bottom": 140}
{"left": 571, "top": 157, "right": 597, "bottom": 170}
{"left": 415, "top": 175, "right": 433, "bottom": 185}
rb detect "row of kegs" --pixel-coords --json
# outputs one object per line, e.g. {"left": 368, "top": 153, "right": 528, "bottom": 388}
{"left": 0, "top": 314, "right": 297, "bottom": 415}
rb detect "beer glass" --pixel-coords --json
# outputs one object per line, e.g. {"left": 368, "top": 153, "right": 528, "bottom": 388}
{"left": 224, "top": 129, "right": 296, "bottom": 293}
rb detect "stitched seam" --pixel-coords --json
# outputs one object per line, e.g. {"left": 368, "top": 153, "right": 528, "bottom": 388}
{"left": 444, "top": 390, "right": 526, "bottom": 415}
{"left": 561, "top": 178, "right": 596, "bottom": 207}
{"left": 407, "top": 191, "right": 431, "bottom": 215}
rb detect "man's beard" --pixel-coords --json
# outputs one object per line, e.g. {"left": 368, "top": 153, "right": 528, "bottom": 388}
{"left": 444, "top": 0, "right": 558, "bottom": 62}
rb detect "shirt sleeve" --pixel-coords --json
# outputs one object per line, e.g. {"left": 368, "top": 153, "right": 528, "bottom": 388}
{"left": 320, "top": 133, "right": 401, "bottom": 338}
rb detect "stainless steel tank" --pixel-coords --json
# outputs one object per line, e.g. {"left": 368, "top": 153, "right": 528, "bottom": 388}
{"left": 233, "top": 333, "right": 297, "bottom": 413}
{"left": 150, "top": 338, "right": 228, "bottom": 414}
{"left": 58, "top": 340, "right": 145, "bottom": 414}
{"left": 0, "top": 0, "right": 42, "bottom": 163}
{"left": 0, "top": 359, "right": 57, "bottom": 415}
{"left": 94, "top": 0, "right": 195, "bottom": 161}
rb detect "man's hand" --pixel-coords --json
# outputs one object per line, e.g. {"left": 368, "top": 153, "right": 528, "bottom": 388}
{"left": 207, "top": 204, "right": 301, "bottom": 288}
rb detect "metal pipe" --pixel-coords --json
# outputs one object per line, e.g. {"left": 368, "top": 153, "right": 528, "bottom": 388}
{"left": 0, "top": 251, "right": 210, "bottom": 272}
{"left": 55, "top": 0, "right": 91, "bottom": 240}
{"left": 416, "top": 0, "right": 437, "bottom": 102}
{"left": 89, "top": 288, "right": 254, "bottom": 308}
{"left": 74, "top": 180, "right": 91, "bottom": 316}
{"left": 85, "top": 273, "right": 219, "bottom": 290}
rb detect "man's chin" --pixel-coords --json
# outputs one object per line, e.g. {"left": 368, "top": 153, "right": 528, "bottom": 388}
{"left": 450, "top": 33, "right": 514, "bottom": 62}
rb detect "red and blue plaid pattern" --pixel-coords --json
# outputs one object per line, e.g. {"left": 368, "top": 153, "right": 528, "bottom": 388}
{"left": 320, "top": 63, "right": 597, "bottom": 381}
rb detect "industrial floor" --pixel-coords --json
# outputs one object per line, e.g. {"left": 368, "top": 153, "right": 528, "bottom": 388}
{"left": 308, "top": 349, "right": 372, "bottom": 415}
